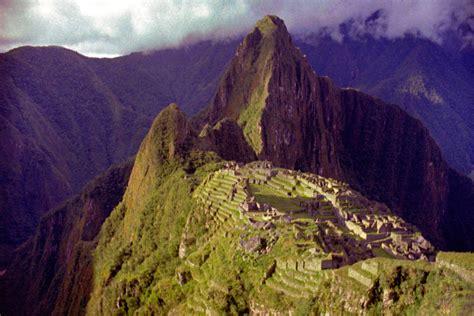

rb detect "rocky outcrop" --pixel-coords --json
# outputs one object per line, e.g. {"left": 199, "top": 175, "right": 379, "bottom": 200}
{"left": 198, "top": 118, "right": 256, "bottom": 163}
{"left": 205, "top": 16, "right": 343, "bottom": 179}
{"left": 204, "top": 15, "right": 469, "bottom": 249}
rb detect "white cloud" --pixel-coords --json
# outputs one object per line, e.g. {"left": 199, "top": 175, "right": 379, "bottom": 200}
{"left": 0, "top": 0, "right": 470, "bottom": 56}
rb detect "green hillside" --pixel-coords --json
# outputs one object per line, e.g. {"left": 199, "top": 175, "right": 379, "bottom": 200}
{"left": 85, "top": 102, "right": 471, "bottom": 314}
{"left": 0, "top": 40, "right": 237, "bottom": 266}
{"left": 87, "top": 157, "right": 473, "bottom": 314}
{"left": 1, "top": 15, "right": 473, "bottom": 316}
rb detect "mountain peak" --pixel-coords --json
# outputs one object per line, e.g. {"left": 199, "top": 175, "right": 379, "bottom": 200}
{"left": 206, "top": 15, "right": 330, "bottom": 162}
{"left": 255, "top": 15, "right": 287, "bottom": 36}
{"left": 246, "top": 15, "right": 293, "bottom": 51}
{"left": 205, "top": 16, "right": 301, "bottom": 154}
{"left": 124, "top": 102, "right": 191, "bottom": 210}
{"left": 140, "top": 102, "right": 190, "bottom": 163}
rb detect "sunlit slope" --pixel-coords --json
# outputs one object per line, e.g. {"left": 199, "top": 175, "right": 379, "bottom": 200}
{"left": 88, "top": 159, "right": 472, "bottom": 315}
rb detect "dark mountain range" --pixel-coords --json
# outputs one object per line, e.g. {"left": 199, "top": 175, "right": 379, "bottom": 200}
{"left": 297, "top": 34, "right": 474, "bottom": 176}
{"left": 0, "top": 15, "right": 472, "bottom": 315}
{"left": 2, "top": 19, "right": 473, "bottom": 269}
{"left": 2, "top": 21, "right": 473, "bottom": 270}
{"left": 0, "top": 41, "right": 237, "bottom": 266}
{"left": 0, "top": 161, "right": 132, "bottom": 316}
{"left": 202, "top": 16, "right": 473, "bottom": 250}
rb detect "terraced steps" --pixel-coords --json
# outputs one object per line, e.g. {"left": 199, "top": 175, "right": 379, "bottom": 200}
{"left": 265, "top": 272, "right": 312, "bottom": 299}
{"left": 214, "top": 176, "right": 237, "bottom": 185}
{"left": 268, "top": 176, "right": 294, "bottom": 191}
{"left": 293, "top": 186, "right": 316, "bottom": 198}
{"left": 348, "top": 266, "right": 375, "bottom": 288}
{"left": 210, "top": 185, "right": 234, "bottom": 195}
{"left": 193, "top": 162, "right": 435, "bottom": 289}
{"left": 279, "top": 269, "right": 320, "bottom": 291}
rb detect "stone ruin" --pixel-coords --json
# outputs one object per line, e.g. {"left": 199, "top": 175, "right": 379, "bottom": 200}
{"left": 195, "top": 161, "right": 437, "bottom": 275}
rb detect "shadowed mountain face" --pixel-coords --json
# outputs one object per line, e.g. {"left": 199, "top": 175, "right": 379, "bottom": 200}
{"left": 0, "top": 161, "right": 132, "bottom": 316}
{"left": 0, "top": 15, "right": 473, "bottom": 316}
{"left": 205, "top": 16, "right": 473, "bottom": 249}
{"left": 0, "top": 41, "right": 237, "bottom": 266}
{"left": 298, "top": 35, "right": 474, "bottom": 176}
{"left": 1, "top": 23, "right": 473, "bottom": 268}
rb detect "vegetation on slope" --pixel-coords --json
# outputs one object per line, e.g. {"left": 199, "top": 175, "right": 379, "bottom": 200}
{"left": 88, "top": 162, "right": 220, "bottom": 314}
{"left": 2, "top": 15, "right": 473, "bottom": 316}
{"left": 86, "top": 102, "right": 222, "bottom": 314}
{"left": 0, "top": 160, "right": 133, "bottom": 316}
{"left": 236, "top": 17, "right": 276, "bottom": 153}
{"left": 0, "top": 39, "right": 237, "bottom": 265}
{"left": 86, "top": 157, "right": 474, "bottom": 314}
{"left": 205, "top": 16, "right": 295, "bottom": 154}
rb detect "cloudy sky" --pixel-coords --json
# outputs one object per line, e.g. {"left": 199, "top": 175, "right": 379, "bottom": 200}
{"left": 0, "top": 0, "right": 471, "bottom": 57}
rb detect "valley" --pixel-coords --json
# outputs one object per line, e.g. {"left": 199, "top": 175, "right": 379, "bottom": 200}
{"left": 0, "top": 10, "right": 473, "bottom": 316}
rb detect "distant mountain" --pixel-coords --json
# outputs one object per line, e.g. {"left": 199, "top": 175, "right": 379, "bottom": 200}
{"left": 0, "top": 41, "right": 237, "bottom": 266}
{"left": 0, "top": 161, "right": 132, "bottom": 316}
{"left": 2, "top": 23, "right": 473, "bottom": 269}
{"left": 1, "top": 16, "right": 473, "bottom": 315}
{"left": 297, "top": 34, "right": 474, "bottom": 176}
{"left": 202, "top": 16, "right": 473, "bottom": 250}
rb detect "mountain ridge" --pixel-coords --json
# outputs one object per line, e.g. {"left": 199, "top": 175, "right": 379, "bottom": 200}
{"left": 0, "top": 40, "right": 238, "bottom": 266}
{"left": 2, "top": 21, "right": 472, "bottom": 267}
{"left": 203, "top": 15, "right": 467, "bottom": 249}
{"left": 0, "top": 14, "right": 473, "bottom": 315}
{"left": 298, "top": 34, "right": 474, "bottom": 175}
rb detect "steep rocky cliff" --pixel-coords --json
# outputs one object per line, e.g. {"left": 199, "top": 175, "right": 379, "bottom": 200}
{"left": 198, "top": 118, "right": 257, "bottom": 163}
{"left": 444, "top": 170, "right": 474, "bottom": 251}
{"left": 204, "top": 15, "right": 471, "bottom": 249}
{"left": 299, "top": 34, "right": 474, "bottom": 175}
{"left": 338, "top": 89, "right": 449, "bottom": 246}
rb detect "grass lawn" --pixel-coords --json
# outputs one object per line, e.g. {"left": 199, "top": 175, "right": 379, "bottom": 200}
{"left": 249, "top": 183, "right": 311, "bottom": 212}
{"left": 372, "top": 247, "right": 396, "bottom": 259}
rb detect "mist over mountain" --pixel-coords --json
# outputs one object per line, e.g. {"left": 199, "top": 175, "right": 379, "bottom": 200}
{"left": 1, "top": 16, "right": 472, "bottom": 315}
{"left": 0, "top": 4, "right": 473, "bottom": 314}
{"left": 1, "top": 0, "right": 471, "bottom": 56}
{"left": 298, "top": 34, "right": 474, "bottom": 175}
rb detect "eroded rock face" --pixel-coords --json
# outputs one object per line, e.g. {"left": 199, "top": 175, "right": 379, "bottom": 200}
{"left": 204, "top": 15, "right": 470, "bottom": 248}
{"left": 198, "top": 118, "right": 257, "bottom": 163}
{"left": 444, "top": 170, "right": 474, "bottom": 250}
{"left": 260, "top": 33, "right": 343, "bottom": 179}
{"left": 205, "top": 16, "right": 344, "bottom": 179}
{"left": 338, "top": 89, "right": 449, "bottom": 246}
